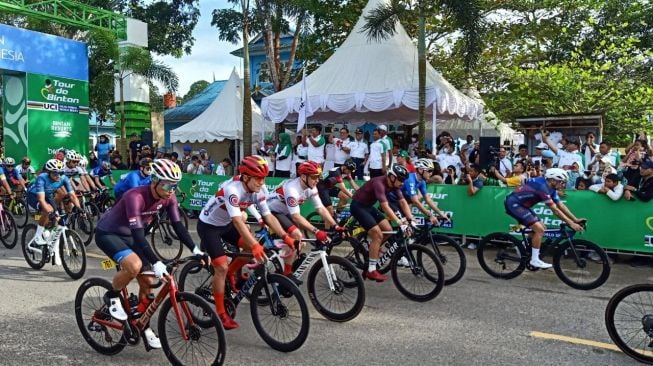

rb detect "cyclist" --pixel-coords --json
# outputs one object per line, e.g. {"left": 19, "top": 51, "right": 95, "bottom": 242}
{"left": 504, "top": 168, "right": 585, "bottom": 269}
{"left": 90, "top": 160, "right": 116, "bottom": 188}
{"left": 16, "top": 157, "right": 36, "bottom": 182}
{"left": 26, "top": 159, "right": 83, "bottom": 250}
{"left": 61, "top": 151, "right": 89, "bottom": 193}
{"left": 316, "top": 158, "right": 359, "bottom": 218}
{"left": 198, "top": 155, "right": 295, "bottom": 330}
{"left": 350, "top": 164, "right": 416, "bottom": 282}
{"left": 77, "top": 155, "right": 98, "bottom": 192}
{"left": 3, "top": 157, "right": 28, "bottom": 193}
{"left": 94, "top": 159, "right": 203, "bottom": 349}
{"left": 113, "top": 158, "right": 153, "bottom": 201}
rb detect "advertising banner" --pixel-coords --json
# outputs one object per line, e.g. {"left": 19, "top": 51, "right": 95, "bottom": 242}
{"left": 2, "top": 75, "right": 27, "bottom": 160}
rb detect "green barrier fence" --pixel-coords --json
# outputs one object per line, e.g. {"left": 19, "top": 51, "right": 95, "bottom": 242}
{"left": 108, "top": 170, "right": 653, "bottom": 254}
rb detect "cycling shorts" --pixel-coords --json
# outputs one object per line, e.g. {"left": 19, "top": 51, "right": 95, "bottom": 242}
{"left": 317, "top": 182, "right": 340, "bottom": 208}
{"left": 26, "top": 192, "right": 55, "bottom": 211}
{"left": 350, "top": 200, "right": 386, "bottom": 230}
{"left": 504, "top": 198, "right": 539, "bottom": 227}
{"left": 95, "top": 230, "right": 138, "bottom": 264}
{"left": 271, "top": 211, "right": 295, "bottom": 232}
{"left": 196, "top": 219, "right": 240, "bottom": 259}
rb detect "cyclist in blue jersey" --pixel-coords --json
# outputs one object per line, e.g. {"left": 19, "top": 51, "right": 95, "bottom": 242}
{"left": 2, "top": 157, "right": 27, "bottom": 193}
{"left": 113, "top": 158, "right": 153, "bottom": 201}
{"left": 90, "top": 161, "right": 116, "bottom": 188}
{"left": 27, "top": 159, "right": 83, "bottom": 247}
{"left": 504, "top": 168, "right": 585, "bottom": 269}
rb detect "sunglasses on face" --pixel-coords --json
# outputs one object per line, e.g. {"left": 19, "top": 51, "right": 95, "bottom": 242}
{"left": 159, "top": 182, "right": 178, "bottom": 191}
{"left": 49, "top": 171, "right": 62, "bottom": 177}
{"left": 308, "top": 174, "right": 321, "bottom": 180}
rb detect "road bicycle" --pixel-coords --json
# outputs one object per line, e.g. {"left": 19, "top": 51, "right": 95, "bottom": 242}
{"left": 476, "top": 221, "right": 610, "bottom": 290}
{"left": 21, "top": 211, "right": 86, "bottom": 279}
{"left": 178, "top": 248, "right": 310, "bottom": 352}
{"left": 2, "top": 191, "right": 29, "bottom": 228}
{"left": 74, "top": 256, "right": 226, "bottom": 365}
{"left": 411, "top": 221, "right": 466, "bottom": 286}
{"left": 94, "top": 187, "right": 115, "bottom": 213}
{"left": 0, "top": 194, "right": 18, "bottom": 249}
{"left": 605, "top": 284, "right": 653, "bottom": 364}
{"left": 78, "top": 190, "right": 101, "bottom": 223}
{"left": 62, "top": 195, "right": 95, "bottom": 246}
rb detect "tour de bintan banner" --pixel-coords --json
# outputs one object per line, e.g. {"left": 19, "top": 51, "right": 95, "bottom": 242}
{"left": 26, "top": 73, "right": 89, "bottom": 167}
{"left": 104, "top": 171, "right": 653, "bottom": 254}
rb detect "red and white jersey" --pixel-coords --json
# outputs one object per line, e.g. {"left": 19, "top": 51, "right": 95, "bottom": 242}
{"left": 199, "top": 177, "right": 271, "bottom": 227}
{"left": 266, "top": 177, "right": 323, "bottom": 215}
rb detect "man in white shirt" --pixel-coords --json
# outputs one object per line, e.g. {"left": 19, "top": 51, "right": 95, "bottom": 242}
{"left": 305, "top": 125, "right": 326, "bottom": 164}
{"left": 531, "top": 142, "right": 548, "bottom": 167}
{"left": 377, "top": 124, "right": 393, "bottom": 172}
{"left": 496, "top": 147, "right": 513, "bottom": 177}
{"left": 368, "top": 129, "right": 385, "bottom": 177}
{"left": 543, "top": 133, "right": 584, "bottom": 171}
{"left": 334, "top": 127, "right": 353, "bottom": 167}
{"left": 214, "top": 158, "right": 231, "bottom": 176}
{"left": 587, "top": 141, "right": 621, "bottom": 169}
{"left": 512, "top": 144, "right": 529, "bottom": 164}
{"left": 581, "top": 132, "right": 600, "bottom": 165}
{"left": 460, "top": 135, "right": 474, "bottom": 161}
{"left": 349, "top": 128, "right": 369, "bottom": 179}
{"left": 436, "top": 140, "right": 464, "bottom": 178}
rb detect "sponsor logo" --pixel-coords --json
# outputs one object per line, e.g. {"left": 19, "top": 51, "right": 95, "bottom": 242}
{"left": 287, "top": 197, "right": 298, "bottom": 207}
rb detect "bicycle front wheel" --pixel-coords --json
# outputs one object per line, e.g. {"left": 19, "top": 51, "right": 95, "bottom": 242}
{"left": 605, "top": 284, "right": 653, "bottom": 364}
{"left": 21, "top": 224, "right": 47, "bottom": 269}
{"left": 553, "top": 239, "right": 610, "bottom": 290}
{"left": 0, "top": 210, "right": 18, "bottom": 249}
{"left": 151, "top": 221, "right": 183, "bottom": 261}
{"left": 477, "top": 232, "right": 526, "bottom": 279}
{"left": 250, "top": 273, "right": 310, "bottom": 352}
{"left": 60, "top": 230, "right": 87, "bottom": 280}
{"left": 307, "top": 255, "right": 365, "bottom": 322}
{"left": 71, "top": 213, "right": 95, "bottom": 247}
{"left": 391, "top": 244, "right": 444, "bottom": 302}
{"left": 426, "top": 233, "right": 466, "bottom": 286}
{"left": 158, "top": 292, "right": 226, "bottom": 366}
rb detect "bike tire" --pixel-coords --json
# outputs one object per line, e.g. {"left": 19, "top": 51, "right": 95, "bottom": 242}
{"left": 553, "top": 239, "right": 610, "bottom": 290}
{"left": 177, "top": 260, "right": 218, "bottom": 327}
{"left": 342, "top": 236, "right": 368, "bottom": 272}
{"left": 158, "top": 292, "right": 227, "bottom": 366}
{"left": 14, "top": 198, "right": 29, "bottom": 229}
{"left": 21, "top": 224, "right": 47, "bottom": 269}
{"left": 151, "top": 221, "right": 183, "bottom": 261}
{"left": 391, "top": 244, "right": 444, "bottom": 302}
{"left": 72, "top": 213, "right": 95, "bottom": 247}
{"left": 74, "top": 277, "right": 126, "bottom": 355}
{"left": 427, "top": 233, "right": 466, "bottom": 286}
{"left": 85, "top": 202, "right": 101, "bottom": 223}
{"left": 0, "top": 210, "right": 18, "bottom": 249}
{"left": 605, "top": 284, "right": 653, "bottom": 364}
{"left": 60, "top": 230, "right": 87, "bottom": 280}
{"left": 477, "top": 232, "right": 526, "bottom": 280}
{"left": 250, "top": 273, "right": 310, "bottom": 352}
{"left": 306, "top": 255, "right": 365, "bottom": 322}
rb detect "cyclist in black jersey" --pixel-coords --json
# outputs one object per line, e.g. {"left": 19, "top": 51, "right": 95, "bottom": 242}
{"left": 317, "top": 158, "right": 359, "bottom": 218}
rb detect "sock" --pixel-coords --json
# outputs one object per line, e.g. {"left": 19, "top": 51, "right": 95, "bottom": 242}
{"left": 368, "top": 259, "right": 378, "bottom": 273}
{"left": 284, "top": 263, "right": 293, "bottom": 276}
{"left": 214, "top": 292, "right": 226, "bottom": 315}
{"left": 35, "top": 225, "right": 44, "bottom": 238}
{"left": 227, "top": 257, "right": 249, "bottom": 277}
{"left": 532, "top": 248, "right": 540, "bottom": 261}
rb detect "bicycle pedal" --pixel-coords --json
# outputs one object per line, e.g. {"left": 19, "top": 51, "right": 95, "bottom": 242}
{"left": 526, "top": 264, "right": 541, "bottom": 272}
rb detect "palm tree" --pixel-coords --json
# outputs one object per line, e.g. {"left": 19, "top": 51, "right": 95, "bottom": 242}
{"left": 362, "top": 0, "right": 483, "bottom": 147}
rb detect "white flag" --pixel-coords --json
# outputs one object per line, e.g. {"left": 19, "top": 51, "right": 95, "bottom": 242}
{"left": 297, "top": 68, "right": 312, "bottom": 132}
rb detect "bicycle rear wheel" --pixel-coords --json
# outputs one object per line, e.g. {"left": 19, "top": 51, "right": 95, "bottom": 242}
{"left": 151, "top": 221, "right": 183, "bottom": 261}
{"left": 605, "top": 284, "right": 653, "bottom": 364}
{"left": 158, "top": 292, "right": 226, "bottom": 366}
{"left": 71, "top": 213, "right": 95, "bottom": 247}
{"left": 74, "top": 277, "right": 126, "bottom": 355}
{"left": 85, "top": 201, "right": 101, "bottom": 223}
{"left": 477, "top": 232, "right": 526, "bottom": 279}
{"left": 250, "top": 273, "right": 310, "bottom": 352}
{"left": 0, "top": 210, "right": 18, "bottom": 249}
{"left": 60, "top": 230, "right": 87, "bottom": 280}
{"left": 21, "top": 224, "right": 47, "bottom": 269}
{"left": 13, "top": 198, "right": 29, "bottom": 228}
{"left": 553, "top": 239, "right": 610, "bottom": 290}
{"left": 391, "top": 244, "right": 444, "bottom": 302}
{"left": 426, "top": 233, "right": 466, "bottom": 286}
{"left": 307, "top": 255, "right": 365, "bottom": 322}
{"left": 177, "top": 260, "right": 218, "bottom": 327}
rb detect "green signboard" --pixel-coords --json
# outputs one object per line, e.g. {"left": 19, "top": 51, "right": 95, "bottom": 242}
{"left": 2, "top": 75, "right": 27, "bottom": 160}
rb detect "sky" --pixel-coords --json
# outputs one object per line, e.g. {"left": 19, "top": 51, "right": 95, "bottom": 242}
{"left": 154, "top": 0, "right": 244, "bottom": 97}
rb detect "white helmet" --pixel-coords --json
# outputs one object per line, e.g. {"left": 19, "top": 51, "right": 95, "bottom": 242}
{"left": 65, "top": 150, "right": 79, "bottom": 161}
{"left": 544, "top": 168, "right": 568, "bottom": 182}
{"left": 45, "top": 159, "right": 65, "bottom": 173}
{"left": 79, "top": 156, "right": 88, "bottom": 169}
{"left": 3, "top": 157, "right": 15, "bottom": 166}
{"left": 414, "top": 158, "right": 434, "bottom": 171}
{"left": 151, "top": 159, "right": 182, "bottom": 182}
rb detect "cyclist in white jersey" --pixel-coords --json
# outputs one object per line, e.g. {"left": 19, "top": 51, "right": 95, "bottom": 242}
{"left": 197, "top": 155, "right": 295, "bottom": 330}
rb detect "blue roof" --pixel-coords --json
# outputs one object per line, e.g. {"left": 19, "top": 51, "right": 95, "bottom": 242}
{"left": 164, "top": 80, "right": 229, "bottom": 124}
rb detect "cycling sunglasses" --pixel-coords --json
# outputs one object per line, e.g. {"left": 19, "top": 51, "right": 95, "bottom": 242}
{"left": 49, "top": 171, "right": 62, "bottom": 177}
{"left": 308, "top": 174, "right": 321, "bottom": 180}
{"left": 159, "top": 182, "right": 178, "bottom": 191}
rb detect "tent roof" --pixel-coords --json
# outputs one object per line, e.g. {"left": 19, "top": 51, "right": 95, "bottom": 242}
{"left": 261, "top": 0, "right": 483, "bottom": 124}
{"left": 170, "top": 68, "right": 270, "bottom": 143}
{"left": 164, "top": 80, "right": 229, "bottom": 124}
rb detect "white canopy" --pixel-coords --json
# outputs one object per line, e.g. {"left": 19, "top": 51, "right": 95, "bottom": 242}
{"left": 428, "top": 118, "right": 517, "bottom": 143}
{"left": 171, "top": 68, "right": 270, "bottom": 143}
{"left": 261, "top": 0, "right": 483, "bottom": 124}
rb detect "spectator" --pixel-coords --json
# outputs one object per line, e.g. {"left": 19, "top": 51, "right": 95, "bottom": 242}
{"left": 181, "top": 145, "right": 193, "bottom": 169}
{"left": 468, "top": 141, "right": 481, "bottom": 166}
{"left": 199, "top": 148, "right": 214, "bottom": 175}
{"left": 325, "top": 134, "right": 337, "bottom": 167}
{"left": 187, "top": 155, "right": 205, "bottom": 175}
{"left": 215, "top": 158, "right": 232, "bottom": 176}
{"left": 531, "top": 142, "right": 548, "bottom": 166}
{"left": 492, "top": 160, "right": 528, "bottom": 187}
{"left": 436, "top": 140, "right": 464, "bottom": 179}
{"left": 565, "top": 162, "right": 582, "bottom": 190}
{"left": 111, "top": 155, "right": 128, "bottom": 170}
{"left": 463, "top": 163, "right": 484, "bottom": 196}
{"left": 395, "top": 150, "right": 415, "bottom": 173}
{"left": 140, "top": 145, "right": 153, "bottom": 159}
{"left": 444, "top": 165, "right": 458, "bottom": 184}
{"left": 334, "top": 128, "right": 353, "bottom": 167}
{"left": 349, "top": 128, "right": 369, "bottom": 180}
{"left": 623, "top": 159, "right": 642, "bottom": 186}
{"left": 274, "top": 132, "right": 293, "bottom": 178}
{"left": 408, "top": 133, "right": 420, "bottom": 158}
{"left": 542, "top": 132, "right": 584, "bottom": 171}
{"left": 89, "top": 151, "right": 98, "bottom": 169}
{"left": 170, "top": 152, "right": 179, "bottom": 165}
{"left": 428, "top": 161, "right": 445, "bottom": 184}
{"left": 622, "top": 139, "right": 647, "bottom": 168}
{"left": 294, "top": 135, "right": 308, "bottom": 175}
{"left": 306, "top": 125, "right": 326, "bottom": 164}
{"left": 94, "top": 135, "right": 114, "bottom": 164}
{"left": 460, "top": 135, "right": 474, "bottom": 161}
{"left": 581, "top": 132, "right": 599, "bottom": 165}
{"left": 368, "top": 128, "right": 385, "bottom": 178}
{"left": 624, "top": 158, "right": 653, "bottom": 202}
{"left": 127, "top": 132, "right": 142, "bottom": 169}
{"left": 436, "top": 131, "right": 453, "bottom": 152}
{"left": 589, "top": 173, "right": 623, "bottom": 201}
{"left": 496, "top": 146, "right": 513, "bottom": 177}
{"left": 588, "top": 141, "right": 620, "bottom": 171}
{"left": 512, "top": 144, "right": 529, "bottom": 164}
{"left": 575, "top": 178, "right": 591, "bottom": 191}
{"left": 377, "top": 124, "right": 393, "bottom": 170}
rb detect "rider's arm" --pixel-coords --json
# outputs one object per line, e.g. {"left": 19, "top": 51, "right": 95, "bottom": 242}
{"left": 232, "top": 215, "right": 259, "bottom": 249}
{"left": 130, "top": 228, "right": 160, "bottom": 265}
{"left": 63, "top": 178, "right": 82, "bottom": 208}
{"left": 379, "top": 201, "right": 402, "bottom": 226}
{"left": 0, "top": 175, "right": 11, "bottom": 194}
{"left": 421, "top": 192, "right": 448, "bottom": 218}
{"left": 336, "top": 182, "right": 352, "bottom": 198}
{"left": 397, "top": 198, "right": 415, "bottom": 222}
{"left": 549, "top": 202, "right": 577, "bottom": 225}
{"left": 349, "top": 176, "right": 359, "bottom": 190}
{"left": 165, "top": 197, "right": 197, "bottom": 251}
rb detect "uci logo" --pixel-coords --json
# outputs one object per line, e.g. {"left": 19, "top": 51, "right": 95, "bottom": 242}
{"left": 44, "top": 103, "right": 58, "bottom": 111}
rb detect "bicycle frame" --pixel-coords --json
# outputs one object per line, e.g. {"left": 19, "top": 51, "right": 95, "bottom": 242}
{"left": 25, "top": 221, "right": 67, "bottom": 260}
{"left": 514, "top": 224, "right": 586, "bottom": 266}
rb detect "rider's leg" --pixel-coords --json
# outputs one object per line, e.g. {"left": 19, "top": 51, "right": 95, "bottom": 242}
{"left": 227, "top": 238, "right": 252, "bottom": 283}
{"left": 336, "top": 191, "right": 348, "bottom": 212}
{"left": 105, "top": 253, "right": 142, "bottom": 321}
{"left": 283, "top": 226, "right": 303, "bottom": 276}
{"left": 529, "top": 222, "right": 551, "bottom": 267}
{"left": 211, "top": 256, "right": 238, "bottom": 329}
{"left": 367, "top": 225, "right": 383, "bottom": 271}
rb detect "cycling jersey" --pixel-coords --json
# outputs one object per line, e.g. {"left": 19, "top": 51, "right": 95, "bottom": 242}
{"left": 4, "top": 168, "right": 22, "bottom": 185}
{"left": 387, "top": 172, "right": 426, "bottom": 202}
{"left": 90, "top": 166, "right": 112, "bottom": 178}
{"left": 113, "top": 170, "right": 152, "bottom": 199}
{"left": 0, "top": 167, "right": 6, "bottom": 180}
{"left": 319, "top": 167, "right": 351, "bottom": 189}
{"left": 28, "top": 172, "right": 74, "bottom": 196}
{"left": 15, "top": 165, "right": 35, "bottom": 181}
{"left": 63, "top": 164, "right": 86, "bottom": 179}
{"left": 200, "top": 177, "right": 271, "bottom": 227}
{"left": 505, "top": 177, "right": 560, "bottom": 208}
{"left": 352, "top": 175, "right": 403, "bottom": 207}
{"left": 266, "top": 177, "right": 323, "bottom": 215}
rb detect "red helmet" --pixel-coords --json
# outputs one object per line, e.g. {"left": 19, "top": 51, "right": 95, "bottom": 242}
{"left": 239, "top": 155, "right": 269, "bottom": 178}
{"left": 298, "top": 161, "right": 322, "bottom": 176}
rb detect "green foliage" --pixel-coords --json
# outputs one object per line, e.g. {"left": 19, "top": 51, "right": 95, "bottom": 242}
{"left": 182, "top": 80, "right": 211, "bottom": 103}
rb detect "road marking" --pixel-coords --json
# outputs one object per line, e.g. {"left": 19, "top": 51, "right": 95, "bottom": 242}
{"left": 529, "top": 331, "right": 621, "bottom": 352}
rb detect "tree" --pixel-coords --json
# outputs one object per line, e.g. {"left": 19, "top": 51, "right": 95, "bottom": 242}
{"left": 183, "top": 80, "right": 211, "bottom": 102}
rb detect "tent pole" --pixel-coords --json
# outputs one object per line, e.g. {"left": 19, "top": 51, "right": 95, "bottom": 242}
{"left": 479, "top": 118, "right": 483, "bottom": 138}
{"left": 431, "top": 103, "right": 437, "bottom": 155}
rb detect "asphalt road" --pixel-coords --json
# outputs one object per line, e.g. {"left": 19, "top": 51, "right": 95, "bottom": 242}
{"left": 0, "top": 221, "right": 648, "bottom": 366}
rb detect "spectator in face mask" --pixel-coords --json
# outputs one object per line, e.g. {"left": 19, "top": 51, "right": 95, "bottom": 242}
{"left": 624, "top": 158, "right": 653, "bottom": 202}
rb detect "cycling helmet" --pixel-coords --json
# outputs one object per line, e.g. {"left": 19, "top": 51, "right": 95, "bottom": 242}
{"left": 100, "top": 161, "right": 111, "bottom": 170}
{"left": 45, "top": 159, "right": 65, "bottom": 172}
{"left": 239, "top": 155, "right": 269, "bottom": 178}
{"left": 544, "top": 168, "right": 569, "bottom": 182}
{"left": 65, "top": 150, "right": 79, "bottom": 161}
{"left": 343, "top": 158, "right": 357, "bottom": 172}
{"left": 74, "top": 152, "right": 83, "bottom": 161}
{"left": 151, "top": 159, "right": 182, "bottom": 182}
{"left": 298, "top": 160, "right": 322, "bottom": 176}
{"left": 414, "top": 158, "right": 435, "bottom": 171}
{"left": 79, "top": 157, "right": 87, "bottom": 169}
{"left": 139, "top": 157, "right": 153, "bottom": 168}
{"left": 4, "top": 157, "right": 15, "bottom": 166}
{"left": 21, "top": 157, "right": 31, "bottom": 164}
{"left": 387, "top": 164, "right": 409, "bottom": 181}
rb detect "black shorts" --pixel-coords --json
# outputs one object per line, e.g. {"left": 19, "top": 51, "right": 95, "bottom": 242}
{"left": 196, "top": 219, "right": 240, "bottom": 259}
{"left": 504, "top": 199, "right": 539, "bottom": 227}
{"left": 272, "top": 211, "right": 296, "bottom": 232}
{"left": 95, "top": 230, "right": 143, "bottom": 265}
{"left": 317, "top": 182, "right": 340, "bottom": 208}
{"left": 26, "top": 192, "right": 55, "bottom": 211}
{"left": 350, "top": 200, "right": 386, "bottom": 230}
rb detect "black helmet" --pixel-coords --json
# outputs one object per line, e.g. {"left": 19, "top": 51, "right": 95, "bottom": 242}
{"left": 388, "top": 164, "right": 409, "bottom": 181}
{"left": 343, "top": 158, "right": 356, "bottom": 172}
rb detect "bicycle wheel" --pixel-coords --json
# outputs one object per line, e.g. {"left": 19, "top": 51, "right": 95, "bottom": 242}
{"left": 101, "top": 197, "right": 116, "bottom": 212}
{"left": 60, "top": 230, "right": 87, "bottom": 280}
{"left": 71, "top": 213, "right": 95, "bottom": 247}
{"left": 0, "top": 210, "right": 18, "bottom": 249}
{"left": 605, "top": 284, "right": 653, "bottom": 364}
{"left": 426, "top": 233, "right": 466, "bottom": 286}
{"left": 21, "top": 224, "right": 47, "bottom": 269}
{"left": 250, "top": 273, "right": 310, "bottom": 352}
{"left": 74, "top": 277, "right": 126, "bottom": 355}
{"left": 477, "top": 232, "right": 526, "bottom": 280}
{"left": 13, "top": 198, "right": 29, "bottom": 228}
{"left": 158, "top": 292, "right": 226, "bottom": 366}
{"left": 391, "top": 244, "right": 444, "bottom": 302}
{"left": 151, "top": 221, "right": 183, "bottom": 261}
{"left": 342, "top": 236, "right": 368, "bottom": 272}
{"left": 553, "top": 239, "right": 610, "bottom": 290}
{"left": 85, "top": 201, "right": 101, "bottom": 223}
{"left": 177, "top": 260, "right": 218, "bottom": 327}
{"left": 306, "top": 255, "right": 365, "bottom": 322}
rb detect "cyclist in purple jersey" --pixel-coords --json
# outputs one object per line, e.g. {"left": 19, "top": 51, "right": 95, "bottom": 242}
{"left": 351, "top": 164, "right": 416, "bottom": 282}
{"left": 95, "top": 159, "right": 203, "bottom": 349}
{"left": 504, "top": 168, "right": 585, "bottom": 269}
